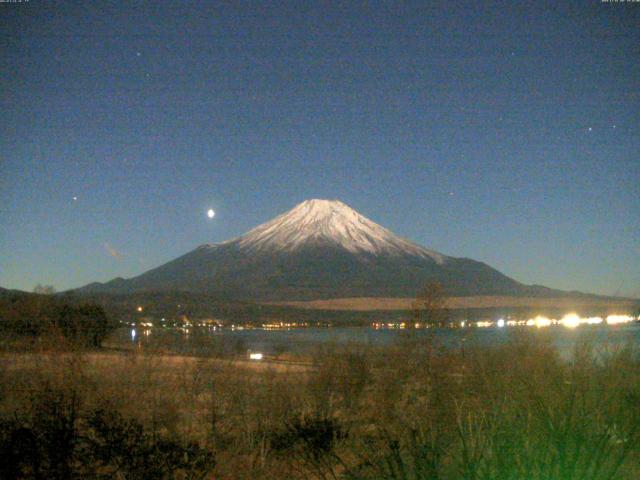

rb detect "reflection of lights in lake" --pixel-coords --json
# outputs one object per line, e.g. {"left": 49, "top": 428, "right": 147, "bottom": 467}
{"left": 517, "top": 314, "right": 631, "bottom": 329}
{"left": 249, "top": 353, "right": 263, "bottom": 360}
{"left": 560, "top": 313, "right": 581, "bottom": 329}
{"left": 131, "top": 329, "right": 136, "bottom": 341}
{"left": 559, "top": 313, "right": 604, "bottom": 328}
{"left": 369, "top": 313, "right": 635, "bottom": 330}
{"left": 526, "top": 316, "right": 552, "bottom": 328}
{"left": 585, "top": 317, "right": 603, "bottom": 325}
{"left": 606, "top": 315, "right": 634, "bottom": 325}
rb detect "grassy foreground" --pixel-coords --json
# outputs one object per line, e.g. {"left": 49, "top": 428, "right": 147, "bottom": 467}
{"left": 1, "top": 330, "right": 639, "bottom": 479}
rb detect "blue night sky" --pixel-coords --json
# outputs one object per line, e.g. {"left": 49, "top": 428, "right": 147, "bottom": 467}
{"left": 1, "top": 1, "right": 638, "bottom": 297}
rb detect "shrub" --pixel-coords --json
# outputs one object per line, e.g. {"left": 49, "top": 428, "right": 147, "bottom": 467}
{"left": 82, "top": 407, "right": 216, "bottom": 479}
{"left": 0, "top": 397, "right": 215, "bottom": 479}
{"left": 0, "top": 293, "right": 115, "bottom": 348}
{"left": 271, "top": 414, "right": 347, "bottom": 479}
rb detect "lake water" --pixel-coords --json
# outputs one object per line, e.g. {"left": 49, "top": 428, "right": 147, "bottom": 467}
{"left": 122, "top": 323, "right": 640, "bottom": 359}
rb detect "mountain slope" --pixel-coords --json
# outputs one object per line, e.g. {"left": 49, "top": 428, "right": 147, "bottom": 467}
{"left": 78, "top": 199, "right": 566, "bottom": 300}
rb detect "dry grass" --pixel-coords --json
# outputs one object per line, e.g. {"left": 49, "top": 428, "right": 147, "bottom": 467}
{"left": 1, "top": 351, "right": 313, "bottom": 375}
{"left": 268, "top": 295, "right": 637, "bottom": 311}
{"left": 1, "top": 330, "right": 639, "bottom": 479}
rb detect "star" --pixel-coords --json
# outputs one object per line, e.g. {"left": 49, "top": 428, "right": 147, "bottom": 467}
{"left": 73, "top": 196, "right": 78, "bottom": 201}
{"left": 588, "top": 127, "right": 593, "bottom": 132}
{"left": 136, "top": 52, "right": 141, "bottom": 57}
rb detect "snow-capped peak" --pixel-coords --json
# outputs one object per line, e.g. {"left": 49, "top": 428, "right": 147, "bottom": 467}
{"left": 225, "top": 199, "right": 446, "bottom": 263}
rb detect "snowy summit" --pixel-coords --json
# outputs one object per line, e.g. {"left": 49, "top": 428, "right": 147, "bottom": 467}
{"left": 226, "top": 199, "right": 445, "bottom": 263}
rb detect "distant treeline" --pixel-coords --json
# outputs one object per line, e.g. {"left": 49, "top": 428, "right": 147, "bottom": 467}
{"left": 0, "top": 291, "right": 115, "bottom": 348}
{"left": 2, "top": 288, "right": 636, "bottom": 333}
{"left": 58, "top": 291, "right": 410, "bottom": 326}
{"left": 56, "top": 290, "right": 638, "bottom": 327}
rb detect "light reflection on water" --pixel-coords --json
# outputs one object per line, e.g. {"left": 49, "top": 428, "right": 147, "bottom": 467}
{"left": 124, "top": 322, "right": 639, "bottom": 359}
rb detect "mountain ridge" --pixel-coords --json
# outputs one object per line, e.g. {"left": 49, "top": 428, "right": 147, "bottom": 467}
{"left": 76, "top": 199, "right": 586, "bottom": 300}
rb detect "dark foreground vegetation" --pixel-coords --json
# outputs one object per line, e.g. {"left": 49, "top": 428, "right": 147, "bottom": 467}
{"left": 1, "top": 327, "right": 639, "bottom": 479}
{"left": 0, "top": 291, "right": 116, "bottom": 348}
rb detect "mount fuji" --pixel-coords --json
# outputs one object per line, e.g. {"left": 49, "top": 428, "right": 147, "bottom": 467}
{"left": 78, "top": 199, "right": 564, "bottom": 300}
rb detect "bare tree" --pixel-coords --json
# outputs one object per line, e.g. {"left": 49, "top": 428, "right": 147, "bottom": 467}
{"left": 33, "top": 284, "right": 56, "bottom": 295}
{"left": 412, "top": 282, "right": 449, "bottom": 328}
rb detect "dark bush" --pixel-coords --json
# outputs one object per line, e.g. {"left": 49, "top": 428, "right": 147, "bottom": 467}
{"left": 272, "top": 414, "right": 347, "bottom": 460}
{"left": 0, "top": 400, "right": 215, "bottom": 480}
{"left": 0, "top": 293, "right": 115, "bottom": 348}
{"left": 0, "top": 420, "right": 39, "bottom": 479}
{"left": 82, "top": 407, "right": 216, "bottom": 479}
{"left": 54, "top": 304, "right": 112, "bottom": 348}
